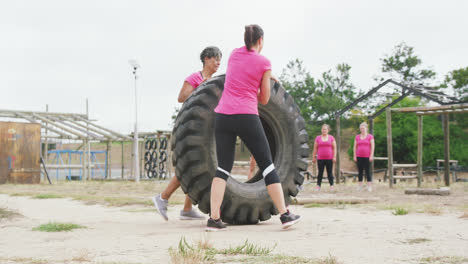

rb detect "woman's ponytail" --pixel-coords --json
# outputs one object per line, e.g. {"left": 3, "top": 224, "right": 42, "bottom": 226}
{"left": 244, "top": 24, "right": 264, "bottom": 51}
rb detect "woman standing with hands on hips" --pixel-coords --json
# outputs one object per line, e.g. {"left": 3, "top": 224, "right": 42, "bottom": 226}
{"left": 312, "top": 124, "right": 336, "bottom": 191}
{"left": 206, "top": 24, "right": 301, "bottom": 231}
{"left": 353, "top": 122, "right": 375, "bottom": 192}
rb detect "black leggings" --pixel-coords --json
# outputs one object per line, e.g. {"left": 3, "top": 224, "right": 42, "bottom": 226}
{"left": 317, "top": 159, "right": 334, "bottom": 186}
{"left": 357, "top": 157, "right": 372, "bottom": 182}
{"left": 214, "top": 113, "right": 280, "bottom": 186}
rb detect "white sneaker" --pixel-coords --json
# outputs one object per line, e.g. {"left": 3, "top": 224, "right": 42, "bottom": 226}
{"left": 180, "top": 208, "right": 205, "bottom": 220}
{"left": 367, "top": 186, "right": 372, "bottom": 192}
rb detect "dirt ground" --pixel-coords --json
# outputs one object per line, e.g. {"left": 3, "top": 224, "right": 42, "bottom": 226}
{"left": 0, "top": 177, "right": 467, "bottom": 264}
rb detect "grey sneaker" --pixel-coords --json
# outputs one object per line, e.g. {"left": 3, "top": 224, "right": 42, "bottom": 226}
{"left": 280, "top": 210, "right": 301, "bottom": 229}
{"left": 205, "top": 218, "right": 226, "bottom": 232}
{"left": 180, "top": 208, "right": 205, "bottom": 220}
{"left": 152, "top": 194, "right": 168, "bottom": 221}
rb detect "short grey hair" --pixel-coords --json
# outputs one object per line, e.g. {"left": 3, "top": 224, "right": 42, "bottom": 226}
{"left": 322, "top": 124, "right": 330, "bottom": 130}
{"left": 359, "top": 122, "right": 368, "bottom": 128}
{"left": 200, "top": 46, "right": 222, "bottom": 65}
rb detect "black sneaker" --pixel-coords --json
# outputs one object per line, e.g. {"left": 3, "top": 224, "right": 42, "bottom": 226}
{"left": 280, "top": 210, "right": 301, "bottom": 229}
{"left": 205, "top": 218, "right": 226, "bottom": 232}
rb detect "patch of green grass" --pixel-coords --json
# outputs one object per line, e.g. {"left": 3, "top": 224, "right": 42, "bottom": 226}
{"left": 169, "top": 236, "right": 212, "bottom": 263}
{"left": 418, "top": 256, "right": 468, "bottom": 264}
{"left": 33, "top": 194, "right": 63, "bottom": 199}
{"left": 304, "top": 203, "right": 324, "bottom": 208}
{"left": 0, "top": 207, "right": 22, "bottom": 220}
{"left": 332, "top": 202, "right": 348, "bottom": 210}
{"left": 392, "top": 208, "right": 409, "bottom": 215}
{"left": 32, "top": 222, "right": 86, "bottom": 232}
{"left": 231, "top": 254, "right": 315, "bottom": 263}
{"left": 403, "top": 238, "right": 431, "bottom": 244}
{"left": 377, "top": 204, "right": 412, "bottom": 211}
{"left": 169, "top": 237, "right": 336, "bottom": 264}
{"left": 213, "top": 239, "right": 276, "bottom": 256}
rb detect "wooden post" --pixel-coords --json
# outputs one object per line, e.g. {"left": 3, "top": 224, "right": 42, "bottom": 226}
{"left": 107, "top": 141, "right": 112, "bottom": 179}
{"left": 417, "top": 115, "right": 423, "bottom": 187}
{"left": 369, "top": 117, "right": 374, "bottom": 179}
{"left": 44, "top": 104, "right": 49, "bottom": 163}
{"left": 443, "top": 113, "right": 450, "bottom": 186}
{"left": 43, "top": 104, "right": 49, "bottom": 182}
{"left": 87, "top": 141, "right": 91, "bottom": 180}
{"left": 386, "top": 108, "right": 393, "bottom": 188}
{"left": 82, "top": 138, "right": 88, "bottom": 181}
{"left": 121, "top": 141, "right": 125, "bottom": 179}
{"left": 335, "top": 116, "right": 341, "bottom": 184}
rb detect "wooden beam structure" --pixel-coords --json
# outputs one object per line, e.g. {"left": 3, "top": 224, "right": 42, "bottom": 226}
{"left": 391, "top": 103, "right": 468, "bottom": 114}
{"left": 417, "top": 115, "right": 423, "bottom": 187}
{"left": 335, "top": 116, "right": 341, "bottom": 184}
{"left": 333, "top": 79, "right": 462, "bottom": 184}
{"left": 443, "top": 113, "right": 450, "bottom": 186}
{"left": 386, "top": 108, "right": 394, "bottom": 188}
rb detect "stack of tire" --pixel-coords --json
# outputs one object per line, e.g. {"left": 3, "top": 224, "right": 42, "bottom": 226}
{"left": 171, "top": 75, "right": 309, "bottom": 225}
{"left": 144, "top": 137, "right": 169, "bottom": 179}
{"left": 144, "top": 139, "right": 158, "bottom": 178}
{"left": 158, "top": 137, "right": 168, "bottom": 179}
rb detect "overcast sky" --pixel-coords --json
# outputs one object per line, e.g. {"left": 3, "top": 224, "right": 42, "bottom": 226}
{"left": 1, "top": 0, "right": 467, "bottom": 134}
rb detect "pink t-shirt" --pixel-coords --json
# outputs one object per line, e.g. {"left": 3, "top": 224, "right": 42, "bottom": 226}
{"left": 185, "top": 72, "right": 204, "bottom": 89}
{"left": 215, "top": 46, "right": 272, "bottom": 115}
{"left": 315, "top": 135, "right": 335, "bottom": 160}
{"left": 355, "top": 134, "right": 374, "bottom": 158}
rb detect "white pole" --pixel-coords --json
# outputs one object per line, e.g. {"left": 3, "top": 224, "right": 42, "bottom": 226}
{"left": 130, "top": 61, "right": 140, "bottom": 183}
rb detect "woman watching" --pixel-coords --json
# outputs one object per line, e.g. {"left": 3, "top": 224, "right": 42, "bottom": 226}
{"left": 353, "top": 122, "right": 375, "bottom": 192}
{"left": 312, "top": 124, "right": 336, "bottom": 191}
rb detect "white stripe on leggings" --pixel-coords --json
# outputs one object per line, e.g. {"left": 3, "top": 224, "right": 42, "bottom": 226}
{"left": 262, "top": 164, "right": 275, "bottom": 177}
{"left": 217, "top": 167, "right": 230, "bottom": 176}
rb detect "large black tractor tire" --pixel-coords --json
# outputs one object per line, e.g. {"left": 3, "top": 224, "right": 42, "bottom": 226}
{"left": 171, "top": 75, "right": 309, "bottom": 225}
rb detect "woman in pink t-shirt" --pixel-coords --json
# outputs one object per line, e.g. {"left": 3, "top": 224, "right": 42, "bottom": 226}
{"left": 312, "top": 124, "right": 336, "bottom": 191}
{"left": 353, "top": 122, "right": 375, "bottom": 191}
{"left": 152, "top": 46, "right": 222, "bottom": 221}
{"left": 206, "top": 25, "right": 301, "bottom": 231}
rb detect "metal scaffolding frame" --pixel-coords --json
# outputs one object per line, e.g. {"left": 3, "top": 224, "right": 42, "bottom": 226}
{"left": 0, "top": 109, "right": 132, "bottom": 181}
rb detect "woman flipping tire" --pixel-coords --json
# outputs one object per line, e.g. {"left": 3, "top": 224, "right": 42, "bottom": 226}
{"left": 172, "top": 29, "right": 309, "bottom": 227}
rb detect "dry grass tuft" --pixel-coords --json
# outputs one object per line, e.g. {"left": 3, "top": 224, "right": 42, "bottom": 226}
{"left": 0, "top": 207, "right": 22, "bottom": 220}
{"left": 459, "top": 212, "right": 468, "bottom": 219}
{"left": 71, "top": 249, "right": 93, "bottom": 262}
{"left": 0, "top": 181, "right": 186, "bottom": 208}
{"left": 403, "top": 238, "right": 431, "bottom": 244}
{"left": 418, "top": 256, "right": 468, "bottom": 264}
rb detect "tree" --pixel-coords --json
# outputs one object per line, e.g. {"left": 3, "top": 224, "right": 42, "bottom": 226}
{"left": 280, "top": 59, "right": 359, "bottom": 137}
{"left": 442, "top": 66, "right": 468, "bottom": 128}
{"left": 377, "top": 42, "right": 436, "bottom": 86}
{"left": 443, "top": 66, "right": 468, "bottom": 101}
